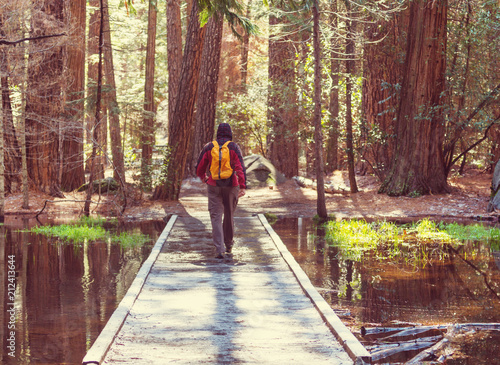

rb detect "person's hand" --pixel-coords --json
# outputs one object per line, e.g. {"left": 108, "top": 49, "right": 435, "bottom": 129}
{"left": 238, "top": 188, "right": 246, "bottom": 198}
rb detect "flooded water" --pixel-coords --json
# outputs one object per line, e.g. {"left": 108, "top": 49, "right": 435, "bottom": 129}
{"left": 272, "top": 217, "right": 500, "bottom": 327}
{"left": 0, "top": 218, "right": 165, "bottom": 364}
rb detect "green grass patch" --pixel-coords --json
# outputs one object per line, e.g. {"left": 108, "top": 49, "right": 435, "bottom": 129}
{"left": 324, "top": 218, "right": 500, "bottom": 265}
{"left": 30, "top": 216, "right": 149, "bottom": 248}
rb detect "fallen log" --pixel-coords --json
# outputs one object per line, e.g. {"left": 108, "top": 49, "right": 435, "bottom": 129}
{"left": 370, "top": 336, "right": 441, "bottom": 362}
{"left": 406, "top": 337, "right": 450, "bottom": 364}
{"left": 292, "top": 176, "right": 348, "bottom": 195}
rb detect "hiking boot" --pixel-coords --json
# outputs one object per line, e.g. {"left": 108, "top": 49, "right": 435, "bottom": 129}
{"left": 215, "top": 253, "right": 225, "bottom": 259}
{"left": 225, "top": 246, "right": 232, "bottom": 254}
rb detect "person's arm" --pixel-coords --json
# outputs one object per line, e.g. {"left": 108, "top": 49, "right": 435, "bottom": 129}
{"left": 230, "top": 143, "right": 247, "bottom": 190}
{"left": 195, "top": 143, "right": 211, "bottom": 182}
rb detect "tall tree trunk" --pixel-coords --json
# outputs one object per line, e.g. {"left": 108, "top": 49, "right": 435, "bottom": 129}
{"left": 25, "top": 0, "right": 65, "bottom": 197}
{"left": 379, "top": 0, "right": 449, "bottom": 196}
{"left": 87, "top": 0, "right": 104, "bottom": 179}
{"left": 240, "top": 0, "right": 252, "bottom": 90}
{"left": 1, "top": 65, "right": 21, "bottom": 194}
{"left": 61, "top": 0, "right": 86, "bottom": 191}
{"left": 0, "top": 13, "right": 21, "bottom": 194}
{"left": 362, "top": 10, "right": 408, "bottom": 181}
{"left": 167, "top": 0, "right": 183, "bottom": 132}
{"left": 345, "top": 2, "right": 358, "bottom": 193}
{"left": 153, "top": 0, "right": 206, "bottom": 200}
{"left": 141, "top": 0, "right": 158, "bottom": 190}
{"left": 187, "top": 15, "right": 224, "bottom": 177}
{"left": 312, "top": 0, "right": 327, "bottom": 219}
{"left": 325, "top": 0, "right": 339, "bottom": 174}
{"left": 84, "top": 0, "right": 105, "bottom": 216}
{"left": 268, "top": 9, "right": 298, "bottom": 178}
{"left": 102, "top": 0, "right": 125, "bottom": 183}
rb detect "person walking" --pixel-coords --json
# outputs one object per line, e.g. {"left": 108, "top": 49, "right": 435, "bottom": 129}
{"left": 196, "top": 123, "right": 247, "bottom": 258}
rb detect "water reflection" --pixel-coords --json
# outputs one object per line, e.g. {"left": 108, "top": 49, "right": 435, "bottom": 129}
{"left": 0, "top": 219, "right": 165, "bottom": 364}
{"left": 273, "top": 218, "right": 500, "bottom": 326}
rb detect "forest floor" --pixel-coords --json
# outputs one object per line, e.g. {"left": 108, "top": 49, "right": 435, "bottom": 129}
{"left": 5, "top": 168, "right": 496, "bottom": 223}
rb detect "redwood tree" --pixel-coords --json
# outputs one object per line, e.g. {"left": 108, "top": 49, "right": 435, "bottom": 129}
{"left": 362, "top": 10, "right": 409, "bottom": 181}
{"left": 187, "top": 15, "right": 224, "bottom": 176}
{"left": 103, "top": 0, "right": 125, "bottom": 183}
{"left": 61, "top": 0, "right": 86, "bottom": 191}
{"left": 345, "top": 0, "right": 358, "bottom": 193}
{"left": 25, "top": 0, "right": 65, "bottom": 197}
{"left": 153, "top": 0, "right": 207, "bottom": 200}
{"left": 268, "top": 8, "right": 299, "bottom": 178}
{"left": 167, "top": 0, "right": 183, "bottom": 132}
{"left": 141, "top": 0, "right": 158, "bottom": 189}
{"left": 312, "top": 0, "right": 327, "bottom": 219}
{"left": 379, "top": 0, "right": 449, "bottom": 196}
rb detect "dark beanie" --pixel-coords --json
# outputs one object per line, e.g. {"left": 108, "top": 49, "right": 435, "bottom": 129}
{"left": 216, "top": 123, "right": 233, "bottom": 140}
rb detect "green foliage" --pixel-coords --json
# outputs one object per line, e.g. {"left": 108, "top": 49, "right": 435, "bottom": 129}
{"left": 30, "top": 216, "right": 150, "bottom": 248}
{"left": 264, "top": 213, "right": 278, "bottom": 225}
{"left": 324, "top": 218, "right": 500, "bottom": 265}
{"left": 217, "top": 84, "right": 269, "bottom": 156}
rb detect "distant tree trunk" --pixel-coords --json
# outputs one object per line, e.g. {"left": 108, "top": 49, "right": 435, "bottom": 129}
{"left": 312, "top": 0, "right": 327, "bottom": 219}
{"left": 87, "top": 0, "right": 99, "bottom": 146}
{"left": 87, "top": 0, "right": 104, "bottom": 179}
{"left": 1, "top": 61, "right": 21, "bottom": 193}
{"left": 268, "top": 9, "right": 299, "bottom": 178}
{"left": 84, "top": 0, "right": 104, "bottom": 216}
{"left": 102, "top": 0, "right": 125, "bottom": 183}
{"left": 325, "top": 0, "right": 339, "bottom": 174}
{"left": 167, "top": 0, "right": 183, "bottom": 133}
{"left": 240, "top": 0, "right": 252, "bottom": 90}
{"left": 187, "top": 15, "right": 224, "bottom": 177}
{"left": 344, "top": 2, "right": 358, "bottom": 193}
{"left": 141, "top": 0, "right": 158, "bottom": 190}
{"left": 362, "top": 11, "right": 408, "bottom": 181}
{"left": 379, "top": 0, "right": 449, "bottom": 196}
{"left": 25, "top": 0, "right": 65, "bottom": 197}
{"left": 153, "top": 0, "right": 206, "bottom": 200}
{"left": 61, "top": 0, "right": 86, "bottom": 191}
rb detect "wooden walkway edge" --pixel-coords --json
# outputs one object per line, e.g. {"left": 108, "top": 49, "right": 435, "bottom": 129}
{"left": 82, "top": 214, "right": 371, "bottom": 365}
{"left": 258, "top": 214, "right": 371, "bottom": 364}
{"left": 82, "top": 215, "right": 179, "bottom": 365}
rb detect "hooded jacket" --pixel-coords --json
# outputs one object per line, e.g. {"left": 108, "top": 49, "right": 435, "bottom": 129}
{"left": 196, "top": 123, "right": 247, "bottom": 189}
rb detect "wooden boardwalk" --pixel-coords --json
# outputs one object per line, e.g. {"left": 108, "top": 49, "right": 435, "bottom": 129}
{"left": 83, "top": 214, "right": 370, "bottom": 364}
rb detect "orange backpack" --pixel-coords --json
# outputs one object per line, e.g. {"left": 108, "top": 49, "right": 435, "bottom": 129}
{"left": 210, "top": 140, "right": 233, "bottom": 181}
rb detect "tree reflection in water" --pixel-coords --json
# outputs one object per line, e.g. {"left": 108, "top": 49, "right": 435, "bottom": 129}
{"left": 0, "top": 219, "right": 165, "bottom": 364}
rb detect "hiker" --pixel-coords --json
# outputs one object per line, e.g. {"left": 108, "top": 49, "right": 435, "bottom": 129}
{"left": 196, "top": 123, "right": 247, "bottom": 258}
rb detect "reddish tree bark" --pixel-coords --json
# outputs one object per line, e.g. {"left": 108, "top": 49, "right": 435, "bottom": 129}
{"left": 153, "top": 1, "right": 206, "bottom": 200}
{"left": 25, "top": 0, "right": 65, "bottom": 197}
{"left": 61, "top": 0, "right": 86, "bottom": 191}
{"left": 268, "top": 9, "right": 299, "bottom": 178}
{"left": 379, "top": 0, "right": 449, "bottom": 196}
{"left": 187, "top": 15, "right": 224, "bottom": 176}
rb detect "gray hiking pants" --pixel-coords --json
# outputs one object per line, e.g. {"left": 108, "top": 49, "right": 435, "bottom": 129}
{"left": 207, "top": 185, "right": 239, "bottom": 255}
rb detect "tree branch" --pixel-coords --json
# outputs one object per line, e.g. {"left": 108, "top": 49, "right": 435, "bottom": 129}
{"left": 0, "top": 33, "right": 66, "bottom": 46}
{"left": 449, "top": 114, "right": 500, "bottom": 168}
